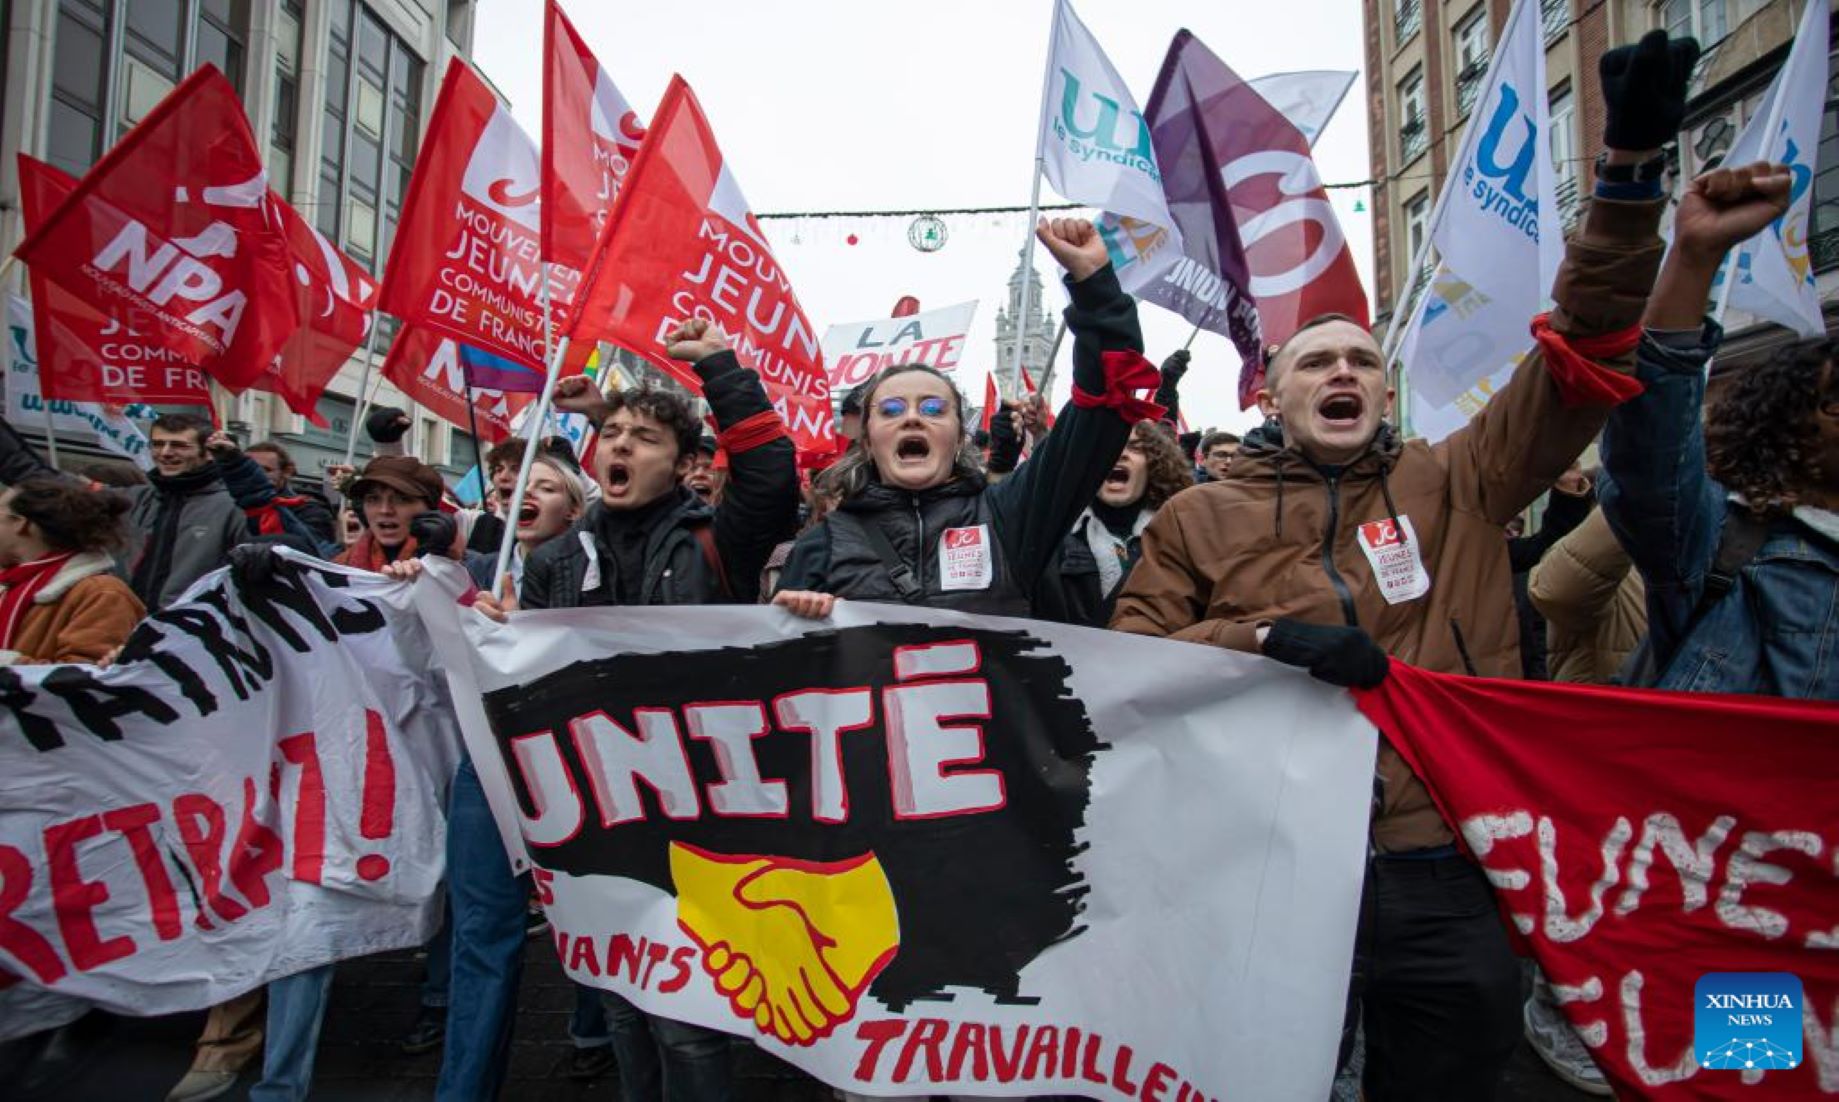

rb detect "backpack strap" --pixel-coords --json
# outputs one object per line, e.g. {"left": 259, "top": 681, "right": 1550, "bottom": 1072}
{"left": 857, "top": 519, "right": 926, "bottom": 604}
{"left": 692, "top": 523, "right": 733, "bottom": 600}
{"left": 1692, "top": 509, "right": 1769, "bottom": 622}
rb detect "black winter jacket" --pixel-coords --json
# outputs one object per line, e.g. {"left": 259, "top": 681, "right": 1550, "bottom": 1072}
{"left": 519, "top": 350, "right": 798, "bottom": 610}
{"left": 777, "top": 264, "right": 1142, "bottom": 612}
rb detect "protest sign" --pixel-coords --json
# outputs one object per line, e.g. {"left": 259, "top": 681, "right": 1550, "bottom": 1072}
{"left": 1360, "top": 665, "right": 1839, "bottom": 1099}
{"left": 380, "top": 324, "right": 532, "bottom": 445}
{"left": 415, "top": 572, "right": 1374, "bottom": 1101}
{"left": 821, "top": 301, "right": 979, "bottom": 391}
{"left": 0, "top": 556, "right": 461, "bottom": 1038}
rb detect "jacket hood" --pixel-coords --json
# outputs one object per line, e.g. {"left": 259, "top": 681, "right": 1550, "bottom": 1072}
{"left": 1234, "top": 417, "right": 1404, "bottom": 477}
{"left": 33, "top": 550, "right": 118, "bottom": 604}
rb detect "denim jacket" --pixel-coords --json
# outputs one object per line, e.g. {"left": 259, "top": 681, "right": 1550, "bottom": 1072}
{"left": 1600, "top": 325, "right": 1839, "bottom": 698}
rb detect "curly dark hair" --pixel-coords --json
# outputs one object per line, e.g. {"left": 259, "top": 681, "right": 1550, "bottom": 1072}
{"left": 1706, "top": 337, "right": 1839, "bottom": 518}
{"left": 1131, "top": 420, "right": 1194, "bottom": 511}
{"left": 6, "top": 477, "right": 131, "bottom": 554}
{"left": 604, "top": 384, "right": 702, "bottom": 461}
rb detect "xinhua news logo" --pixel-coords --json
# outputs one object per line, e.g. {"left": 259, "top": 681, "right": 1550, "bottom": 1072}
{"left": 1695, "top": 973, "right": 1803, "bottom": 1071}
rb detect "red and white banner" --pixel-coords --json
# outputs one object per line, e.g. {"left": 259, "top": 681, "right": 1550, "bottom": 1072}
{"left": 261, "top": 195, "right": 378, "bottom": 424}
{"left": 12, "top": 66, "right": 299, "bottom": 391}
{"left": 380, "top": 59, "right": 571, "bottom": 372}
{"left": 1358, "top": 666, "right": 1839, "bottom": 1099}
{"left": 543, "top": 0, "right": 646, "bottom": 272}
{"left": 821, "top": 300, "right": 978, "bottom": 391}
{"left": 566, "top": 76, "right": 834, "bottom": 457}
{"left": 380, "top": 325, "right": 532, "bottom": 445}
{"left": 16, "top": 156, "right": 212, "bottom": 407}
{"left": 0, "top": 557, "right": 460, "bottom": 1037}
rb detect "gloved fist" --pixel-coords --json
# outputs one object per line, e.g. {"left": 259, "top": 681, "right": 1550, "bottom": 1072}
{"left": 1160, "top": 348, "right": 1191, "bottom": 383}
{"left": 408, "top": 511, "right": 457, "bottom": 558}
{"left": 228, "top": 542, "right": 286, "bottom": 588}
{"left": 1261, "top": 619, "right": 1390, "bottom": 689}
{"left": 1600, "top": 30, "right": 1700, "bottom": 152}
{"left": 365, "top": 406, "right": 412, "bottom": 444}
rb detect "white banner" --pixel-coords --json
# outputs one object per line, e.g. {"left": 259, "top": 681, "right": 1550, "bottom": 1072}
{"left": 1718, "top": 0, "right": 1829, "bottom": 338}
{"left": 820, "top": 301, "right": 980, "bottom": 391}
{"left": 1248, "top": 70, "right": 1357, "bottom": 147}
{"left": 0, "top": 555, "right": 461, "bottom": 1039}
{"left": 415, "top": 563, "right": 1375, "bottom": 1101}
{"left": 1041, "top": 0, "right": 1186, "bottom": 294}
{"left": 5, "top": 295, "right": 157, "bottom": 469}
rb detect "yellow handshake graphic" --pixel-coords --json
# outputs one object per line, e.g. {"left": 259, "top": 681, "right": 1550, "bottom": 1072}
{"left": 670, "top": 841, "right": 900, "bottom": 1045}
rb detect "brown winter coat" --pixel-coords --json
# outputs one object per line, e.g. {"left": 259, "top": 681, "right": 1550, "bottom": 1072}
{"left": 0, "top": 551, "right": 146, "bottom": 665}
{"left": 1528, "top": 506, "right": 1646, "bottom": 685}
{"left": 1111, "top": 195, "right": 1666, "bottom": 853}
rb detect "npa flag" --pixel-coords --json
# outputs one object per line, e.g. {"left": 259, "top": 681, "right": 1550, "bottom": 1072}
{"left": 1717, "top": 0, "right": 1829, "bottom": 338}
{"left": 1039, "top": 1, "right": 1185, "bottom": 294}
{"left": 13, "top": 66, "right": 298, "bottom": 390}
{"left": 261, "top": 195, "right": 378, "bottom": 424}
{"left": 567, "top": 76, "right": 833, "bottom": 456}
{"left": 1145, "top": 32, "right": 1369, "bottom": 407}
{"left": 380, "top": 325, "right": 531, "bottom": 444}
{"left": 380, "top": 59, "right": 568, "bottom": 372}
{"left": 16, "top": 156, "right": 212, "bottom": 406}
{"left": 1359, "top": 665, "right": 1839, "bottom": 1100}
{"left": 543, "top": 0, "right": 646, "bottom": 271}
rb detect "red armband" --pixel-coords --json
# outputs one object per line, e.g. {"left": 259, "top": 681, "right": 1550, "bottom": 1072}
{"left": 717, "top": 408, "right": 789, "bottom": 456}
{"left": 1071, "top": 349, "right": 1168, "bottom": 424}
{"left": 1530, "top": 313, "right": 1645, "bottom": 408}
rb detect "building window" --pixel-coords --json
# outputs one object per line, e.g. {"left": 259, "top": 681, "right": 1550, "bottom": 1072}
{"left": 1399, "top": 70, "right": 1428, "bottom": 163}
{"left": 271, "top": 0, "right": 303, "bottom": 197}
{"left": 1404, "top": 190, "right": 1430, "bottom": 267}
{"left": 1395, "top": 0, "right": 1422, "bottom": 45}
{"left": 319, "top": 1, "right": 424, "bottom": 271}
{"left": 1810, "top": 50, "right": 1839, "bottom": 273}
{"left": 1454, "top": 7, "right": 1490, "bottom": 116}
{"left": 1542, "top": 0, "right": 1571, "bottom": 42}
{"left": 48, "top": 0, "right": 250, "bottom": 173}
{"left": 1550, "top": 86, "right": 1582, "bottom": 232}
{"left": 1662, "top": 0, "right": 1727, "bottom": 45}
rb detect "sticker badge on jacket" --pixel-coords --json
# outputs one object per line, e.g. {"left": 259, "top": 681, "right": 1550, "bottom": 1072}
{"left": 939, "top": 525, "right": 994, "bottom": 591}
{"left": 1357, "top": 516, "right": 1430, "bottom": 604}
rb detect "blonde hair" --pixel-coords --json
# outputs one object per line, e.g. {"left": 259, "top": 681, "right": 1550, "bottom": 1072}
{"left": 528, "top": 455, "right": 588, "bottom": 516}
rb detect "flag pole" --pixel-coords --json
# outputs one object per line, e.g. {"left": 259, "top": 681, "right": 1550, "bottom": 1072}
{"left": 1182, "top": 318, "right": 1204, "bottom": 351}
{"left": 491, "top": 267, "right": 561, "bottom": 597}
{"left": 342, "top": 311, "right": 385, "bottom": 466}
{"left": 1034, "top": 319, "right": 1069, "bottom": 405}
{"left": 1008, "top": 0, "right": 1060, "bottom": 404}
{"left": 39, "top": 401, "right": 60, "bottom": 469}
{"left": 461, "top": 376, "right": 485, "bottom": 491}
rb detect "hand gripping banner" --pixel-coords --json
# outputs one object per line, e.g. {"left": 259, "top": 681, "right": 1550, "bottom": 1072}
{"left": 0, "top": 555, "right": 461, "bottom": 1039}
{"left": 413, "top": 563, "right": 1374, "bottom": 1101}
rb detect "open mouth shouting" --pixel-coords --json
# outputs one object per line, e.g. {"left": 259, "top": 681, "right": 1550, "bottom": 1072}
{"left": 1317, "top": 391, "right": 1365, "bottom": 431}
{"left": 1103, "top": 464, "right": 1130, "bottom": 487}
{"left": 894, "top": 433, "right": 933, "bottom": 467}
{"left": 516, "top": 501, "right": 540, "bottom": 529}
{"left": 602, "top": 461, "right": 633, "bottom": 498}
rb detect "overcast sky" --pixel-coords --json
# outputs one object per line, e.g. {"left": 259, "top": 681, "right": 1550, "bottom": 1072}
{"left": 472, "top": 0, "right": 1373, "bottom": 434}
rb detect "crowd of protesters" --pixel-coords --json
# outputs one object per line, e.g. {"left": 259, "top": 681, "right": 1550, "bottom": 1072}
{"left": 1, "top": 24, "right": 1835, "bottom": 1102}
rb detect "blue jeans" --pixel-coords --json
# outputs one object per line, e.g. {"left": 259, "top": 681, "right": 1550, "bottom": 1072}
{"left": 249, "top": 964, "right": 336, "bottom": 1102}
{"left": 434, "top": 758, "right": 530, "bottom": 1101}
{"left": 601, "top": 991, "right": 733, "bottom": 1102}
{"left": 423, "top": 902, "right": 453, "bottom": 1009}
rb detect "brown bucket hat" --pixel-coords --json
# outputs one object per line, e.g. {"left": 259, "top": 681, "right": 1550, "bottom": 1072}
{"left": 348, "top": 455, "right": 444, "bottom": 511}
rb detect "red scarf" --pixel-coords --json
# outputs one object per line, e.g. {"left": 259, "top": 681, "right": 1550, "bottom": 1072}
{"left": 338, "top": 531, "right": 416, "bottom": 573}
{"left": 0, "top": 552, "right": 76, "bottom": 651}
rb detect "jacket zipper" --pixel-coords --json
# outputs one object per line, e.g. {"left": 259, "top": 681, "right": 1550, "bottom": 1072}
{"left": 1449, "top": 616, "right": 1480, "bottom": 676}
{"left": 1321, "top": 474, "right": 1359, "bottom": 626}
{"left": 911, "top": 498, "right": 927, "bottom": 590}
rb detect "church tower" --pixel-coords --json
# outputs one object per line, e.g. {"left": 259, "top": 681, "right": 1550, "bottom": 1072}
{"left": 991, "top": 246, "right": 1055, "bottom": 400}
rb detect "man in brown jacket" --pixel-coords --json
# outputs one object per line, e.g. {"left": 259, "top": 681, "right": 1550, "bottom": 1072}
{"left": 1111, "top": 30, "right": 1698, "bottom": 1102}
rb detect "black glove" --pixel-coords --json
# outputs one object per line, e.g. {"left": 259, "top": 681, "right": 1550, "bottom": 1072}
{"left": 1600, "top": 30, "right": 1699, "bottom": 152}
{"left": 1262, "top": 619, "right": 1390, "bottom": 689}
{"left": 365, "top": 406, "right": 412, "bottom": 444}
{"left": 1160, "top": 348, "right": 1191, "bottom": 384}
{"left": 228, "top": 542, "right": 285, "bottom": 588}
{"left": 408, "top": 511, "right": 456, "bottom": 558}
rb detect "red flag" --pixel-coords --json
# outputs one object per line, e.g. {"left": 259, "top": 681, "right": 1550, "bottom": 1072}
{"left": 380, "top": 58, "right": 568, "bottom": 373}
{"left": 980, "top": 373, "right": 999, "bottom": 435}
{"left": 255, "top": 195, "right": 379, "bottom": 425}
{"left": 567, "top": 76, "right": 834, "bottom": 459}
{"left": 891, "top": 296, "right": 921, "bottom": 318}
{"left": 1019, "top": 367, "right": 1056, "bottom": 429}
{"left": 1357, "top": 666, "right": 1839, "bottom": 1101}
{"left": 13, "top": 66, "right": 298, "bottom": 390}
{"left": 16, "top": 155, "right": 213, "bottom": 406}
{"left": 543, "top": 0, "right": 645, "bottom": 271}
{"left": 379, "top": 325, "right": 532, "bottom": 445}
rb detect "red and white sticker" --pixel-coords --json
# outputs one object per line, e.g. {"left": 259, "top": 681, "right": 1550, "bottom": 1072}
{"left": 939, "top": 525, "right": 994, "bottom": 591}
{"left": 1356, "top": 516, "right": 1431, "bottom": 605}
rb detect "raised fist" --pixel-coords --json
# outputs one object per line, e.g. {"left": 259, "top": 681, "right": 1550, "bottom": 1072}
{"left": 552, "top": 374, "right": 610, "bottom": 424}
{"left": 1600, "top": 30, "right": 1700, "bottom": 153}
{"left": 671, "top": 841, "right": 899, "bottom": 1046}
{"left": 1674, "top": 161, "right": 1794, "bottom": 265}
{"left": 664, "top": 318, "right": 730, "bottom": 364}
{"left": 365, "top": 406, "right": 412, "bottom": 444}
{"left": 1035, "top": 217, "right": 1111, "bottom": 282}
{"left": 204, "top": 431, "right": 241, "bottom": 461}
